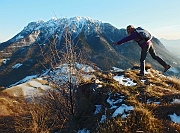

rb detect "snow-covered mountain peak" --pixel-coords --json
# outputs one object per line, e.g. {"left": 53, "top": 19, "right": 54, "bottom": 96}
{"left": 69, "top": 16, "right": 102, "bottom": 24}
{"left": 51, "top": 17, "right": 58, "bottom": 21}
{"left": 37, "top": 19, "right": 45, "bottom": 24}
{"left": 23, "top": 16, "right": 102, "bottom": 32}
{"left": 14, "top": 16, "right": 104, "bottom": 43}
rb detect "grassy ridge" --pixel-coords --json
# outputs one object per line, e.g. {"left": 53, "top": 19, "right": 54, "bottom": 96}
{"left": 0, "top": 67, "right": 180, "bottom": 133}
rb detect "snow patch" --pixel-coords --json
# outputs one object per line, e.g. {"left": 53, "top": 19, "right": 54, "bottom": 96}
{"left": 76, "top": 63, "right": 95, "bottom": 73}
{"left": 111, "top": 67, "right": 124, "bottom": 72}
{"left": 168, "top": 67, "right": 179, "bottom": 74}
{"left": 15, "top": 34, "right": 24, "bottom": 41}
{"left": 107, "top": 93, "right": 124, "bottom": 107}
{"left": 171, "top": 99, "right": 180, "bottom": 104}
{"left": 173, "top": 62, "right": 178, "bottom": 65}
{"left": 77, "top": 129, "right": 90, "bottom": 133}
{"left": 12, "top": 63, "right": 23, "bottom": 69}
{"left": 113, "top": 75, "right": 137, "bottom": 86}
{"left": 169, "top": 113, "right": 180, "bottom": 123}
{"left": 100, "top": 115, "right": 106, "bottom": 123}
{"left": 146, "top": 99, "right": 160, "bottom": 104}
{"left": 106, "top": 92, "right": 134, "bottom": 118}
{"left": 51, "top": 17, "right": 57, "bottom": 20}
{"left": 94, "top": 105, "right": 102, "bottom": 114}
{"left": 22, "top": 80, "right": 50, "bottom": 98}
{"left": 2, "top": 58, "right": 10, "bottom": 64}
{"left": 9, "top": 75, "right": 38, "bottom": 87}
{"left": 7, "top": 79, "right": 51, "bottom": 98}
{"left": 48, "top": 63, "right": 96, "bottom": 84}
{"left": 112, "top": 104, "right": 134, "bottom": 118}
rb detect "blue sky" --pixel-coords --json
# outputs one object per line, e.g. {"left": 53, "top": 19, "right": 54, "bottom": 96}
{"left": 0, "top": 0, "right": 180, "bottom": 42}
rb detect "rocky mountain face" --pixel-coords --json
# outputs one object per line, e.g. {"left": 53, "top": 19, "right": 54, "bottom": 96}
{"left": 0, "top": 16, "right": 180, "bottom": 87}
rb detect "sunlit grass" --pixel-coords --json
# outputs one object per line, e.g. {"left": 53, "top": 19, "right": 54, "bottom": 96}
{"left": 1, "top": 65, "right": 180, "bottom": 132}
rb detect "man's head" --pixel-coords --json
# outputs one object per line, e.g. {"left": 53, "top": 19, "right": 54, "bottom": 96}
{"left": 126, "top": 25, "right": 135, "bottom": 35}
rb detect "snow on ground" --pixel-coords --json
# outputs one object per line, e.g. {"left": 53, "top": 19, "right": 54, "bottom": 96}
{"left": 110, "top": 67, "right": 124, "bottom": 72}
{"left": 97, "top": 92, "right": 134, "bottom": 123}
{"left": 100, "top": 115, "right": 106, "bottom": 123}
{"left": 9, "top": 75, "right": 38, "bottom": 87}
{"left": 6, "top": 79, "right": 51, "bottom": 98}
{"left": 168, "top": 67, "right": 180, "bottom": 74}
{"left": 171, "top": 99, "right": 180, "bottom": 104}
{"left": 112, "top": 104, "right": 134, "bottom": 118}
{"left": 22, "top": 80, "right": 51, "bottom": 98}
{"left": 15, "top": 34, "right": 24, "bottom": 41}
{"left": 49, "top": 63, "right": 96, "bottom": 84}
{"left": 146, "top": 99, "right": 160, "bottom": 104}
{"left": 2, "top": 58, "right": 10, "bottom": 64}
{"left": 106, "top": 93, "right": 124, "bottom": 107}
{"left": 81, "top": 74, "right": 96, "bottom": 82}
{"left": 77, "top": 129, "right": 90, "bottom": 133}
{"left": 113, "top": 75, "right": 137, "bottom": 86}
{"left": 12, "top": 63, "right": 23, "bottom": 69}
{"left": 76, "top": 63, "right": 95, "bottom": 73}
{"left": 7, "top": 63, "right": 96, "bottom": 98}
{"left": 173, "top": 62, "right": 178, "bottom": 65}
{"left": 169, "top": 113, "right": 180, "bottom": 123}
{"left": 54, "top": 63, "right": 95, "bottom": 74}
{"left": 94, "top": 105, "right": 102, "bottom": 114}
{"left": 106, "top": 93, "right": 134, "bottom": 118}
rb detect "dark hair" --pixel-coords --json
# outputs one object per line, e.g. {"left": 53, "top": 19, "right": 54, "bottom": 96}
{"left": 126, "top": 25, "right": 134, "bottom": 30}
{"left": 126, "top": 25, "right": 135, "bottom": 34}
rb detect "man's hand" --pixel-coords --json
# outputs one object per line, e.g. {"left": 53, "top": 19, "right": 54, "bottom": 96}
{"left": 113, "top": 42, "right": 118, "bottom": 46}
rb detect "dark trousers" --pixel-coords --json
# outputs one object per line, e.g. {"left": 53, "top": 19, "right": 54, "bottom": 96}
{"left": 140, "top": 43, "right": 167, "bottom": 74}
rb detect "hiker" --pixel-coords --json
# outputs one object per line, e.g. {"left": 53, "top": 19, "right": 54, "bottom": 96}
{"left": 113, "top": 25, "right": 171, "bottom": 76}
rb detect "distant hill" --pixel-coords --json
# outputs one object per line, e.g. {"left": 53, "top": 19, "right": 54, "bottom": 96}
{"left": 160, "top": 38, "right": 180, "bottom": 58}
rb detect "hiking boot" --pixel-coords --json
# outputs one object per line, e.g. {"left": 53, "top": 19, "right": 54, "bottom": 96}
{"left": 136, "top": 73, "right": 144, "bottom": 77}
{"left": 164, "top": 65, "right": 171, "bottom": 72}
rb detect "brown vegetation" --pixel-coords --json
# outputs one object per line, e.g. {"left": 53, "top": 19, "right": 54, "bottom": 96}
{"left": 1, "top": 67, "right": 180, "bottom": 133}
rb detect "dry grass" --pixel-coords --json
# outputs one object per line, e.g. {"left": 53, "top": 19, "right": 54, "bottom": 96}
{"left": 166, "top": 76, "right": 180, "bottom": 91}
{"left": 93, "top": 67, "right": 180, "bottom": 133}
{"left": 1, "top": 66, "right": 180, "bottom": 132}
{"left": 132, "top": 63, "right": 152, "bottom": 70}
{"left": 96, "top": 107, "right": 163, "bottom": 133}
{"left": 2, "top": 86, "right": 24, "bottom": 97}
{"left": 0, "top": 90, "right": 71, "bottom": 133}
{"left": 0, "top": 59, "right": 3, "bottom": 66}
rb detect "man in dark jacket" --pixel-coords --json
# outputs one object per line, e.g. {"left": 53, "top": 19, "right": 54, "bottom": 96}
{"left": 113, "top": 25, "right": 171, "bottom": 76}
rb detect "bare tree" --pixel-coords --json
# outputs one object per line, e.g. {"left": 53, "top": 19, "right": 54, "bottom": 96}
{"left": 38, "top": 18, "right": 88, "bottom": 117}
